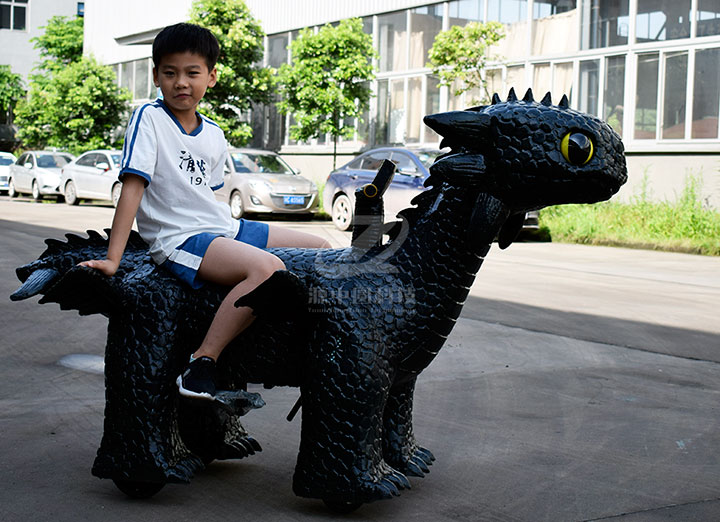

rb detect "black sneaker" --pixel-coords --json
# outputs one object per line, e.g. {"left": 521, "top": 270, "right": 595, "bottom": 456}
{"left": 176, "top": 356, "right": 216, "bottom": 400}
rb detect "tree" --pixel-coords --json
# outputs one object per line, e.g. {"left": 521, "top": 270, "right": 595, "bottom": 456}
{"left": 31, "top": 15, "right": 84, "bottom": 71}
{"left": 0, "top": 65, "right": 24, "bottom": 123}
{"left": 276, "top": 18, "right": 376, "bottom": 168}
{"left": 189, "top": 0, "right": 273, "bottom": 146}
{"left": 15, "top": 15, "right": 130, "bottom": 154}
{"left": 16, "top": 57, "right": 131, "bottom": 154}
{"left": 428, "top": 22, "right": 505, "bottom": 105}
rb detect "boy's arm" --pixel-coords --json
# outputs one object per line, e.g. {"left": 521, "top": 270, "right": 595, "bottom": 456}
{"left": 79, "top": 174, "right": 145, "bottom": 276}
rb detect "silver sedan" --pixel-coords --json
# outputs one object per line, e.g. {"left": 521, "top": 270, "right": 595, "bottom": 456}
{"left": 214, "top": 148, "right": 319, "bottom": 219}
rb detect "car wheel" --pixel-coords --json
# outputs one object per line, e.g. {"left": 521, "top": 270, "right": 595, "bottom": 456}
{"left": 64, "top": 181, "right": 79, "bottom": 205}
{"left": 8, "top": 178, "right": 18, "bottom": 198}
{"left": 111, "top": 183, "right": 122, "bottom": 208}
{"left": 331, "top": 193, "right": 353, "bottom": 231}
{"left": 32, "top": 180, "right": 42, "bottom": 201}
{"left": 229, "top": 190, "right": 244, "bottom": 219}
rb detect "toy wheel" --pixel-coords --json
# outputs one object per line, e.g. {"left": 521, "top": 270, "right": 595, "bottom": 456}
{"left": 323, "top": 499, "right": 363, "bottom": 514}
{"left": 112, "top": 479, "right": 165, "bottom": 499}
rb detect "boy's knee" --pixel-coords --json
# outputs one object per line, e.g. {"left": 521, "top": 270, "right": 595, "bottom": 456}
{"left": 257, "top": 254, "right": 285, "bottom": 279}
{"left": 319, "top": 239, "right": 332, "bottom": 249}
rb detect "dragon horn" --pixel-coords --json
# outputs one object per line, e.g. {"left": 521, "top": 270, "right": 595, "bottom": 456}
{"left": 491, "top": 93, "right": 501, "bottom": 104}
{"left": 507, "top": 88, "right": 517, "bottom": 102}
{"left": 541, "top": 92, "right": 552, "bottom": 106}
{"left": 10, "top": 268, "right": 60, "bottom": 301}
{"left": 523, "top": 88, "right": 534, "bottom": 102}
{"left": 559, "top": 94, "right": 569, "bottom": 108}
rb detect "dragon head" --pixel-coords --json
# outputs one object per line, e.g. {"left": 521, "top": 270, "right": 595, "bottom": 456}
{"left": 424, "top": 88, "right": 627, "bottom": 212}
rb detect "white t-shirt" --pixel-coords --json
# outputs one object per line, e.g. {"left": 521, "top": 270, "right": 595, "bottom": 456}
{"left": 119, "top": 99, "right": 239, "bottom": 264}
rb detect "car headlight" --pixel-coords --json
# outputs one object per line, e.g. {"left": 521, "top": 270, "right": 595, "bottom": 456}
{"left": 248, "top": 180, "right": 273, "bottom": 191}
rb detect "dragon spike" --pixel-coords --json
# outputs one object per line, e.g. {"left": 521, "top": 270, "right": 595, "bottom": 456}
{"left": 523, "top": 88, "right": 534, "bottom": 102}
{"left": 507, "top": 87, "right": 517, "bottom": 102}
{"left": 541, "top": 92, "right": 553, "bottom": 106}
{"left": 559, "top": 94, "right": 569, "bottom": 108}
{"left": 65, "top": 232, "right": 87, "bottom": 245}
{"left": 86, "top": 229, "right": 105, "bottom": 241}
{"left": 10, "top": 268, "right": 60, "bottom": 301}
{"left": 491, "top": 93, "right": 501, "bottom": 105}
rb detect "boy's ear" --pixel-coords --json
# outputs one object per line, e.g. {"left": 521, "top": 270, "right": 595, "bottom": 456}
{"left": 207, "top": 67, "right": 217, "bottom": 88}
{"left": 152, "top": 67, "right": 159, "bottom": 87}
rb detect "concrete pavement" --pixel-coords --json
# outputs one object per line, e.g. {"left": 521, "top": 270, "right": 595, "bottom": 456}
{"left": 1, "top": 196, "right": 719, "bottom": 521}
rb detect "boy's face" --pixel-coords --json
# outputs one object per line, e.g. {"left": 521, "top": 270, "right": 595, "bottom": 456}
{"left": 153, "top": 52, "right": 217, "bottom": 116}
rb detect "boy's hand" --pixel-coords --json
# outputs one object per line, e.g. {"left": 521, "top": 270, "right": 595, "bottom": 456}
{"left": 78, "top": 259, "right": 120, "bottom": 277}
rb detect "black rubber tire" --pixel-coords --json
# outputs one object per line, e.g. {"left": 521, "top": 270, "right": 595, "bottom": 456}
{"left": 322, "top": 499, "right": 363, "bottom": 514}
{"left": 111, "top": 183, "right": 122, "bottom": 208}
{"left": 112, "top": 479, "right": 165, "bottom": 499}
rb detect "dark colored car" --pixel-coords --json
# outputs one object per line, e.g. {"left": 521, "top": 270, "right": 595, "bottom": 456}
{"left": 324, "top": 146, "right": 539, "bottom": 232}
{"left": 324, "top": 147, "right": 442, "bottom": 231}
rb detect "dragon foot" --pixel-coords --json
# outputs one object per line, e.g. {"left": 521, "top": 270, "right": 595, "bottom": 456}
{"left": 293, "top": 458, "right": 410, "bottom": 505}
{"left": 385, "top": 444, "right": 435, "bottom": 478}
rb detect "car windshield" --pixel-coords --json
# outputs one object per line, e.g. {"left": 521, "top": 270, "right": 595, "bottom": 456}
{"left": 111, "top": 154, "right": 122, "bottom": 166}
{"left": 414, "top": 151, "right": 442, "bottom": 169}
{"left": 36, "top": 154, "right": 71, "bottom": 168}
{"left": 231, "top": 152, "right": 294, "bottom": 175}
{"left": 0, "top": 157, "right": 14, "bottom": 166}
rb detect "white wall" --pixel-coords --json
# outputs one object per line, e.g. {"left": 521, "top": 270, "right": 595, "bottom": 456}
{"left": 0, "top": 0, "right": 78, "bottom": 81}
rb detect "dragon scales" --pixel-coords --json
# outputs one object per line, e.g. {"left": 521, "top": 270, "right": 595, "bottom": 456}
{"left": 11, "top": 89, "right": 627, "bottom": 511}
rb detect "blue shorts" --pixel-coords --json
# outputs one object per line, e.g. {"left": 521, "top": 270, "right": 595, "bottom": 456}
{"left": 161, "top": 219, "right": 269, "bottom": 289}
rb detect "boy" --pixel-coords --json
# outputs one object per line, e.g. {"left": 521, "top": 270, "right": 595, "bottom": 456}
{"left": 81, "top": 23, "right": 330, "bottom": 400}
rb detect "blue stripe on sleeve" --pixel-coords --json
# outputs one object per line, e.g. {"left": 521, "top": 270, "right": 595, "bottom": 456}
{"left": 122, "top": 103, "right": 151, "bottom": 170}
{"left": 211, "top": 182, "right": 224, "bottom": 191}
{"left": 119, "top": 168, "right": 152, "bottom": 185}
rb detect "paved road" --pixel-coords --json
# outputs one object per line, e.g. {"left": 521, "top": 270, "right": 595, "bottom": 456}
{"left": 1, "top": 196, "right": 719, "bottom": 521}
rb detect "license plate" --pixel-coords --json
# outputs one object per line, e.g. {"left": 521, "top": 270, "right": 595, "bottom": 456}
{"left": 283, "top": 195, "right": 304, "bottom": 205}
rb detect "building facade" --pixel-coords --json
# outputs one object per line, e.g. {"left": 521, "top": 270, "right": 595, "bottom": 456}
{"left": 0, "top": 0, "right": 82, "bottom": 147}
{"left": 84, "top": 0, "right": 720, "bottom": 206}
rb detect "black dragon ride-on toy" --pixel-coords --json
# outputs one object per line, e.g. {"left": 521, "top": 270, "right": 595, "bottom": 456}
{"left": 11, "top": 89, "right": 627, "bottom": 513}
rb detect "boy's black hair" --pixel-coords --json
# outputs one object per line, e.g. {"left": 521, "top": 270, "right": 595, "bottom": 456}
{"left": 152, "top": 23, "right": 220, "bottom": 69}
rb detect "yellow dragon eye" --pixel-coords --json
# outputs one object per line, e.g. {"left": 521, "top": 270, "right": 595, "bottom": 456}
{"left": 561, "top": 132, "right": 594, "bottom": 165}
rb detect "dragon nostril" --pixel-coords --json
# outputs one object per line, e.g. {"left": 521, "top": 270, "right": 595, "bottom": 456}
{"left": 561, "top": 132, "right": 594, "bottom": 165}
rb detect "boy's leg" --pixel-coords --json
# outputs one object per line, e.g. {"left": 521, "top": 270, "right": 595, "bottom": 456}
{"left": 266, "top": 224, "right": 332, "bottom": 249}
{"left": 193, "top": 237, "right": 285, "bottom": 361}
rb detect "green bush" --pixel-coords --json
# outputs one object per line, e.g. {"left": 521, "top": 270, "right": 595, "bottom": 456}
{"left": 540, "top": 173, "right": 720, "bottom": 256}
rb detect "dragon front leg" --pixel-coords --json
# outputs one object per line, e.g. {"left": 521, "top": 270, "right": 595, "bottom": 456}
{"left": 382, "top": 377, "right": 435, "bottom": 477}
{"left": 292, "top": 340, "right": 411, "bottom": 505}
{"left": 92, "top": 310, "right": 203, "bottom": 484}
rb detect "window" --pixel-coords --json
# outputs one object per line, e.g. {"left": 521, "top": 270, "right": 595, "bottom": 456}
{"left": 76, "top": 154, "right": 97, "bottom": 167}
{"left": 604, "top": 55, "right": 625, "bottom": 136}
{"left": 579, "top": 59, "right": 600, "bottom": 116}
{"left": 692, "top": 48, "right": 720, "bottom": 138}
{"left": 506, "top": 64, "right": 528, "bottom": 95}
{"left": 532, "top": 0, "right": 578, "bottom": 55}
{"left": 661, "top": 51, "right": 687, "bottom": 139}
{"left": 532, "top": 63, "right": 551, "bottom": 96}
{"left": 406, "top": 77, "right": 423, "bottom": 143}
{"left": 636, "top": 0, "right": 690, "bottom": 42}
{"left": 77, "top": 2, "right": 85, "bottom": 17}
{"left": 378, "top": 11, "right": 407, "bottom": 72}
{"left": 552, "top": 62, "right": 574, "bottom": 100}
{"left": 488, "top": 0, "right": 527, "bottom": 24}
{"left": 0, "top": 0, "right": 27, "bottom": 30}
{"left": 697, "top": 0, "right": 720, "bottom": 37}
{"left": 449, "top": 0, "right": 486, "bottom": 24}
{"left": 267, "top": 34, "right": 289, "bottom": 68}
{"left": 425, "top": 75, "right": 441, "bottom": 142}
{"left": 635, "top": 53, "right": 659, "bottom": 139}
{"left": 581, "top": 0, "right": 629, "bottom": 49}
{"left": 409, "top": 5, "right": 443, "bottom": 69}
{"left": 135, "top": 59, "right": 151, "bottom": 100}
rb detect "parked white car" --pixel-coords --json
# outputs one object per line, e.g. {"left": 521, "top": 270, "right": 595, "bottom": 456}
{"left": 8, "top": 150, "right": 75, "bottom": 200}
{"left": 61, "top": 150, "right": 123, "bottom": 206}
{"left": 0, "top": 151, "right": 17, "bottom": 193}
